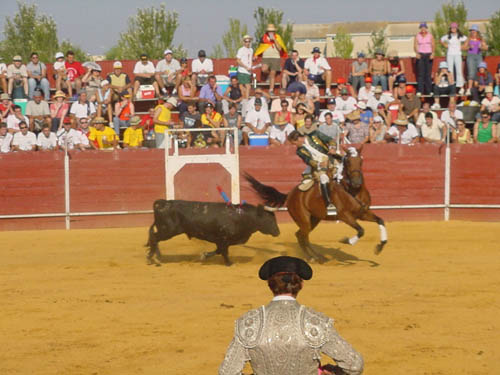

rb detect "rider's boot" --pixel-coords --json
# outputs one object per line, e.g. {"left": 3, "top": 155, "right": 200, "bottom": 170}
{"left": 320, "top": 182, "right": 336, "bottom": 215}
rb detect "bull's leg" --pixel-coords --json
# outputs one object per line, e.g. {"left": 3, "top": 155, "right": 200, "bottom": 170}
{"left": 359, "top": 210, "right": 388, "bottom": 255}
{"left": 201, "top": 244, "right": 232, "bottom": 266}
{"left": 146, "top": 224, "right": 161, "bottom": 266}
{"left": 200, "top": 248, "right": 220, "bottom": 260}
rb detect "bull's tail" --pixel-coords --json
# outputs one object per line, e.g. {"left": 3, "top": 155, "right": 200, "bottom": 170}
{"left": 244, "top": 173, "right": 288, "bottom": 208}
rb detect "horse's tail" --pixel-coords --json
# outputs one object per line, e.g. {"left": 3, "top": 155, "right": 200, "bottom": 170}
{"left": 244, "top": 172, "right": 288, "bottom": 208}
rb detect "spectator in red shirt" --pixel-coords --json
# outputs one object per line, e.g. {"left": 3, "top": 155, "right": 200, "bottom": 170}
{"left": 140, "top": 107, "right": 155, "bottom": 137}
{"left": 64, "top": 51, "right": 85, "bottom": 98}
{"left": 0, "top": 93, "right": 14, "bottom": 122}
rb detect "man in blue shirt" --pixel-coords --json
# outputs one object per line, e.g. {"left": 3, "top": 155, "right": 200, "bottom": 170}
{"left": 198, "top": 75, "right": 223, "bottom": 113}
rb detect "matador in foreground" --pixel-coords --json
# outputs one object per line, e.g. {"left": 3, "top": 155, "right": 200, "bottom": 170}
{"left": 218, "top": 256, "right": 364, "bottom": 375}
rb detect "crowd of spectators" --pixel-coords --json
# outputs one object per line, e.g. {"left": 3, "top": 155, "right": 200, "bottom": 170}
{"left": 0, "top": 22, "right": 499, "bottom": 153}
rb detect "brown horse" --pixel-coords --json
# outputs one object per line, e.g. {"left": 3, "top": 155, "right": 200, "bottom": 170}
{"left": 244, "top": 148, "right": 387, "bottom": 263}
{"left": 340, "top": 145, "right": 371, "bottom": 207}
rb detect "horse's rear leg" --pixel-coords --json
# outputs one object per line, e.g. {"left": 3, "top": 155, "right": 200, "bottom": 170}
{"left": 359, "top": 210, "right": 388, "bottom": 254}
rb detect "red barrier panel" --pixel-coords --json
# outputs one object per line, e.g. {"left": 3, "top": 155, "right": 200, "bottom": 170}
{"left": 1, "top": 144, "right": 500, "bottom": 230}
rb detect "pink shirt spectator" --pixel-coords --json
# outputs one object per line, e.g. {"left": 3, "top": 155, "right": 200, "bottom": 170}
{"left": 416, "top": 32, "right": 433, "bottom": 54}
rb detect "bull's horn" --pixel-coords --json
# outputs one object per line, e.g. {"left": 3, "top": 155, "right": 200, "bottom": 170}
{"left": 263, "top": 205, "right": 279, "bottom": 212}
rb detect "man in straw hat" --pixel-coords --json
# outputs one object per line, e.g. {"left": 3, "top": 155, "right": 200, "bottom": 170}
{"left": 255, "top": 24, "right": 288, "bottom": 93}
{"left": 122, "top": 115, "right": 143, "bottom": 149}
{"left": 89, "top": 116, "right": 118, "bottom": 150}
{"left": 219, "top": 256, "right": 363, "bottom": 375}
{"left": 386, "top": 112, "right": 419, "bottom": 144}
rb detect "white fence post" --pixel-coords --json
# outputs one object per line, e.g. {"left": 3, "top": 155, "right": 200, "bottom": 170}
{"left": 444, "top": 128, "right": 451, "bottom": 221}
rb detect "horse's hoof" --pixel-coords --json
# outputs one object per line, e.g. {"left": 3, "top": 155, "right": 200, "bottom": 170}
{"left": 374, "top": 241, "right": 387, "bottom": 255}
{"left": 200, "top": 253, "right": 207, "bottom": 260}
{"left": 339, "top": 237, "right": 350, "bottom": 244}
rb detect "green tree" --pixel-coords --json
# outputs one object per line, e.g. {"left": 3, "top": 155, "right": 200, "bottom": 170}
{"left": 485, "top": 10, "right": 500, "bottom": 56}
{"left": 59, "top": 40, "right": 89, "bottom": 62}
{"left": 367, "top": 29, "right": 388, "bottom": 57}
{"left": 0, "top": 2, "right": 59, "bottom": 63}
{"left": 106, "top": 4, "right": 186, "bottom": 60}
{"left": 210, "top": 45, "right": 225, "bottom": 59}
{"left": 253, "top": 7, "right": 294, "bottom": 52}
{"left": 333, "top": 27, "right": 354, "bottom": 58}
{"left": 430, "top": 1, "right": 468, "bottom": 57}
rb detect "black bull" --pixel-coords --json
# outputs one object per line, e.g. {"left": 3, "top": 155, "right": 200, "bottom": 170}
{"left": 146, "top": 200, "right": 280, "bottom": 265}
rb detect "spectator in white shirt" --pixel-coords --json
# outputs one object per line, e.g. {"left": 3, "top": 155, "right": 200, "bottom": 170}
{"left": 357, "top": 76, "right": 375, "bottom": 102}
{"left": 236, "top": 35, "right": 254, "bottom": 100}
{"left": 12, "top": 121, "right": 36, "bottom": 151}
{"left": 191, "top": 50, "right": 214, "bottom": 87}
{"left": 242, "top": 98, "right": 271, "bottom": 145}
{"left": 305, "top": 74, "right": 320, "bottom": 117}
{"left": 36, "top": 125, "right": 58, "bottom": 150}
{"left": 134, "top": 53, "right": 160, "bottom": 98}
{"left": 0, "top": 122, "right": 13, "bottom": 153}
{"left": 420, "top": 112, "right": 445, "bottom": 144}
{"left": 335, "top": 88, "right": 358, "bottom": 116}
{"left": 6, "top": 105, "right": 29, "bottom": 133}
{"left": 57, "top": 120, "right": 81, "bottom": 150}
{"left": 440, "top": 23, "right": 467, "bottom": 93}
{"left": 7, "top": 55, "right": 28, "bottom": 98}
{"left": 70, "top": 91, "right": 96, "bottom": 127}
{"left": 318, "top": 98, "right": 345, "bottom": 125}
{"left": 367, "top": 86, "right": 390, "bottom": 112}
{"left": 304, "top": 47, "right": 332, "bottom": 96}
{"left": 440, "top": 101, "right": 463, "bottom": 130}
{"left": 387, "top": 113, "right": 419, "bottom": 144}
{"left": 155, "top": 49, "right": 181, "bottom": 95}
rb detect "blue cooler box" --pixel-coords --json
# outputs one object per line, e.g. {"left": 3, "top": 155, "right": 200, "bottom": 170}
{"left": 248, "top": 133, "right": 269, "bottom": 146}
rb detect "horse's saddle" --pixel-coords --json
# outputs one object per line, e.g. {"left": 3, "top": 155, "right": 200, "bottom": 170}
{"left": 298, "top": 179, "right": 315, "bottom": 191}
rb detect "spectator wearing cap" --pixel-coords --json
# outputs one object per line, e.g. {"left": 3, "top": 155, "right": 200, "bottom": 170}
{"left": 53, "top": 52, "right": 72, "bottom": 98}
{"left": 318, "top": 98, "right": 345, "bottom": 125}
{"left": 304, "top": 47, "right": 332, "bottom": 96}
{"left": 133, "top": 54, "right": 160, "bottom": 99}
{"left": 0, "top": 122, "right": 13, "bottom": 153}
{"left": 282, "top": 49, "right": 305, "bottom": 89}
{"left": 199, "top": 75, "right": 224, "bottom": 113}
{"left": 335, "top": 87, "right": 357, "bottom": 117}
{"left": 367, "top": 86, "right": 389, "bottom": 112}
{"left": 357, "top": 101, "right": 373, "bottom": 126}
{"left": 305, "top": 74, "right": 320, "bottom": 117}
{"left": 420, "top": 112, "right": 445, "bottom": 144}
{"left": 471, "top": 62, "right": 493, "bottom": 104}
{"left": 369, "top": 49, "right": 389, "bottom": 91}
{"left": 473, "top": 110, "right": 497, "bottom": 144}
{"left": 26, "top": 90, "right": 50, "bottom": 133}
{"left": 113, "top": 93, "right": 135, "bottom": 135}
{"left": 414, "top": 22, "right": 435, "bottom": 96}
{"left": 70, "top": 91, "right": 96, "bottom": 127}
{"left": 50, "top": 91, "right": 69, "bottom": 132}
{"left": 89, "top": 117, "right": 119, "bottom": 150}
{"left": 56, "top": 118, "right": 81, "bottom": 151}
{"left": 480, "top": 87, "right": 500, "bottom": 123}
{"left": 36, "top": 124, "right": 58, "bottom": 151}
{"left": 95, "top": 80, "right": 113, "bottom": 124}
{"left": 64, "top": 51, "right": 85, "bottom": 97}
{"left": 0, "top": 57, "right": 7, "bottom": 94}
{"left": 122, "top": 115, "right": 144, "bottom": 148}
{"left": 387, "top": 113, "right": 419, "bottom": 144}
{"left": 106, "top": 61, "right": 132, "bottom": 102}
{"left": 0, "top": 93, "right": 14, "bottom": 122}
{"left": 335, "top": 77, "right": 355, "bottom": 98}
{"left": 357, "top": 76, "right": 375, "bottom": 102}
{"left": 440, "top": 22, "right": 467, "bottom": 95}
{"left": 345, "top": 110, "right": 369, "bottom": 144}
{"left": 351, "top": 52, "right": 368, "bottom": 94}
{"left": 155, "top": 49, "right": 181, "bottom": 95}
{"left": 400, "top": 85, "right": 421, "bottom": 123}
{"left": 243, "top": 88, "right": 271, "bottom": 117}
{"left": 465, "top": 24, "right": 488, "bottom": 96}
{"left": 255, "top": 24, "right": 288, "bottom": 94}
{"left": 369, "top": 115, "right": 388, "bottom": 144}
{"left": 387, "top": 51, "right": 406, "bottom": 97}
{"left": 236, "top": 35, "right": 254, "bottom": 100}
{"left": 153, "top": 96, "right": 177, "bottom": 148}
{"left": 26, "top": 52, "right": 50, "bottom": 101}
{"left": 81, "top": 63, "right": 103, "bottom": 102}
{"left": 222, "top": 76, "right": 243, "bottom": 114}
{"left": 12, "top": 120, "right": 36, "bottom": 151}
{"left": 6, "top": 105, "right": 29, "bottom": 134}
{"left": 191, "top": 49, "right": 214, "bottom": 87}
{"left": 6, "top": 55, "right": 28, "bottom": 99}
{"left": 242, "top": 97, "right": 271, "bottom": 145}
{"left": 432, "top": 61, "right": 456, "bottom": 109}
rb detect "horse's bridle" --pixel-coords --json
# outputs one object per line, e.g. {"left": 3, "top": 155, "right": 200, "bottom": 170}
{"left": 343, "top": 156, "right": 364, "bottom": 190}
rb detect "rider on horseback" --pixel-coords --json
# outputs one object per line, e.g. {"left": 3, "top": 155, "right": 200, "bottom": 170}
{"left": 288, "top": 130, "right": 339, "bottom": 215}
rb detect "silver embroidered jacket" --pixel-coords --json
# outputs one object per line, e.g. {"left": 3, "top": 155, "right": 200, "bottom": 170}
{"left": 218, "top": 299, "right": 364, "bottom": 375}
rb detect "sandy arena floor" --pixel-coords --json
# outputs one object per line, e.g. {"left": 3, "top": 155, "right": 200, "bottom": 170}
{"left": 1, "top": 221, "right": 499, "bottom": 374}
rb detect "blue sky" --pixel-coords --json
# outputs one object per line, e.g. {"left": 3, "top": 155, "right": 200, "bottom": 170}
{"left": 1, "top": 0, "right": 498, "bottom": 57}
